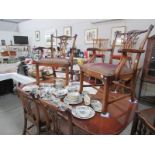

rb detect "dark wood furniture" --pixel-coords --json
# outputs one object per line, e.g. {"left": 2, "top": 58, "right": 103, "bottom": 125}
{"left": 79, "top": 25, "right": 154, "bottom": 114}
{"left": 35, "top": 34, "right": 77, "bottom": 86}
{"left": 139, "top": 35, "right": 155, "bottom": 102}
{"left": 131, "top": 108, "right": 155, "bottom": 135}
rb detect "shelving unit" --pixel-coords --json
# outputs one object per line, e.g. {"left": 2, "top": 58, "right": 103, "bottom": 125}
{"left": 0, "top": 45, "right": 30, "bottom": 57}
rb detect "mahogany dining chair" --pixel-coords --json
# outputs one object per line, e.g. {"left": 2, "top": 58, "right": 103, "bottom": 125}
{"left": 35, "top": 34, "right": 77, "bottom": 86}
{"left": 79, "top": 25, "right": 154, "bottom": 114}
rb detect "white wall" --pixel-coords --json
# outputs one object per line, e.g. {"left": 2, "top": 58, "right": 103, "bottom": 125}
{"left": 18, "top": 19, "right": 155, "bottom": 50}
{"left": 18, "top": 19, "right": 155, "bottom": 65}
{"left": 0, "top": 21, "right": 19, "bottom": 48}
{"left": 0, "top": 31, "right": 20, "bottom": 46}
{"left": 0, "top": 21, "right": 18, "bottom": 32}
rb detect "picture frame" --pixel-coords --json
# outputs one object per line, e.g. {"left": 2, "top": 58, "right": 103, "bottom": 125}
{"left": 1, "top": 40, "right": 6, "bottom": 46}
{"left": 35, "top": 31, "right": 40, "bottom": 41}
{"left": 111, "top": 26, "right": 126, "bottom": 45}
{"left": 45, "top": 29, "right": 57, "bottom": 46}
{"left": 63, "top": 26, "right": 72, "bottom": 37}
{"left": 85, "top": 28, "right": 98, "bottom": 44}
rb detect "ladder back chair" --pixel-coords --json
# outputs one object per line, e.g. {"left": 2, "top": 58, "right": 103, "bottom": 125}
{"left": 35, "top": 34, "right": 77, "bottom": 86}
{"left": 80, "top": 25, "right": 154, "bottom": 114}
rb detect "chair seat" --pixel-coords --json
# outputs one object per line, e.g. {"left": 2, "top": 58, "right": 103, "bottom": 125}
{"left": 35, "top": 58, "right": 70, "bottom": 67}
{"left": 80, "top": 63, "right": 132, "bottom": 79}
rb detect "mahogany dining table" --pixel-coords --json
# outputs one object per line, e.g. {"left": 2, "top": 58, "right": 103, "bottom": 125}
{"left": 24, "top": 82, "right": 138, "bottom": 135}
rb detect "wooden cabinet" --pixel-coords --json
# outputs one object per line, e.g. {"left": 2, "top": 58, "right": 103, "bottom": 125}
{"left": 139, "top": 35, "right": 155, "bottom": 102}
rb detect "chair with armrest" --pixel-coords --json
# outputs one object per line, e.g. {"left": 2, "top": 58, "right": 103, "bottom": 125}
{"left": 131, "top": 107, "right": 155, "bottom": 135}
{"left": 86, "top": 38, "right": 109, "bottom": 63}
{"left": 79, "top": 25, "right": 154, "bottom": 115}
{"left": 35, "top": 34, "right": 77, "bottom": 86}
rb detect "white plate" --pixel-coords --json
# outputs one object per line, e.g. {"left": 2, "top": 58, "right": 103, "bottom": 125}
{"left": 66, "top": 85, "right": 79, "bottom": 92}
{"left": 64, "top": 96, "right": 83, "bottom": 105}
{"left": 53, "top": 89, "right": 68, "bottom": 97}
{"left": 22, "top": 85, "right": 39, "bottom": 92}
{"left": 91, "top": 100, "right": 102, "bottom": 112}
{"left": 72, "top": 106, "right": 95, "bottom": 119}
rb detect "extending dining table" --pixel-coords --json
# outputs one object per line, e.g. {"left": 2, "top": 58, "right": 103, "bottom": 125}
{"left": 22, "top": 82, "right": 138, "bottom": 135}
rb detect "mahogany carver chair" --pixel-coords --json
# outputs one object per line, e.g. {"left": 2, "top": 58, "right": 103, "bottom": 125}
{"left": 131, "top": 107, "right": 155, "bottom": 135}
{"left": 86, "top": 38, "right": 109, "bottom": 63}
{"left": 79, "top": 25, "right": 154, "bottom": 115}
{"left": 35, "top": 34, "right": 77, "bottom": 86}
{"left": 17, "top": 88, "right": 59, "bottom": 135}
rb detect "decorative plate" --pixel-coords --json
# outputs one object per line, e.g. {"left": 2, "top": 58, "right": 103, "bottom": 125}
{"left": 72, "top": 106, "right": 95, "bottom": 119}
{"left": 90, "top": 100, "right": 102, "bottom": 112}
{"left": 22, "top": 85, "right": 39, "bottom": 92}
{"left": 64, "top": 96, "right": 83, "bottom": 105}
{"left": 53, "top": 89, "right": 68, "bottom": 97}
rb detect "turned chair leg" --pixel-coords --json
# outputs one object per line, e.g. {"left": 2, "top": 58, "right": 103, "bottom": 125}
{"left": 130, "top": 78, "right": 137, "bottom": 102}
{"left": 23, "top": 117, "right": 27, "bottom": 135}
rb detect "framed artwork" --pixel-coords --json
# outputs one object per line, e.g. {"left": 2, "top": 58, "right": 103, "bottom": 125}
{"left": 45, "top": 29, "right": 57, "bottom": 46}
{"left": 63, "top": 26, "right": 72, "bottom": 37}
{"left": 35, "top": 31, "right": 40, "bottom": 41}
{"left": 1, "top": 40, "right": 6, "bottom": 46}
{"left": 85, "top": 28, "right": 98, "bottom": 44}
{"left": 111, "top": 26, "right": 126, "bottom": 45}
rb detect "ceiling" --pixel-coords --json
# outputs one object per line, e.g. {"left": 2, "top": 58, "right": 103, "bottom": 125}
{"left": 0, "top": 19, "right": 30, "bottom": 24}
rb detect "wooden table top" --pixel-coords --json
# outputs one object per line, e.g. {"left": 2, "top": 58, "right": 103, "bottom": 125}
{"left": 39, "top": 90, "right": 137, "bottom": 135}
{"left": 22, "top": 80, "right": 138, "bottom": 134}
